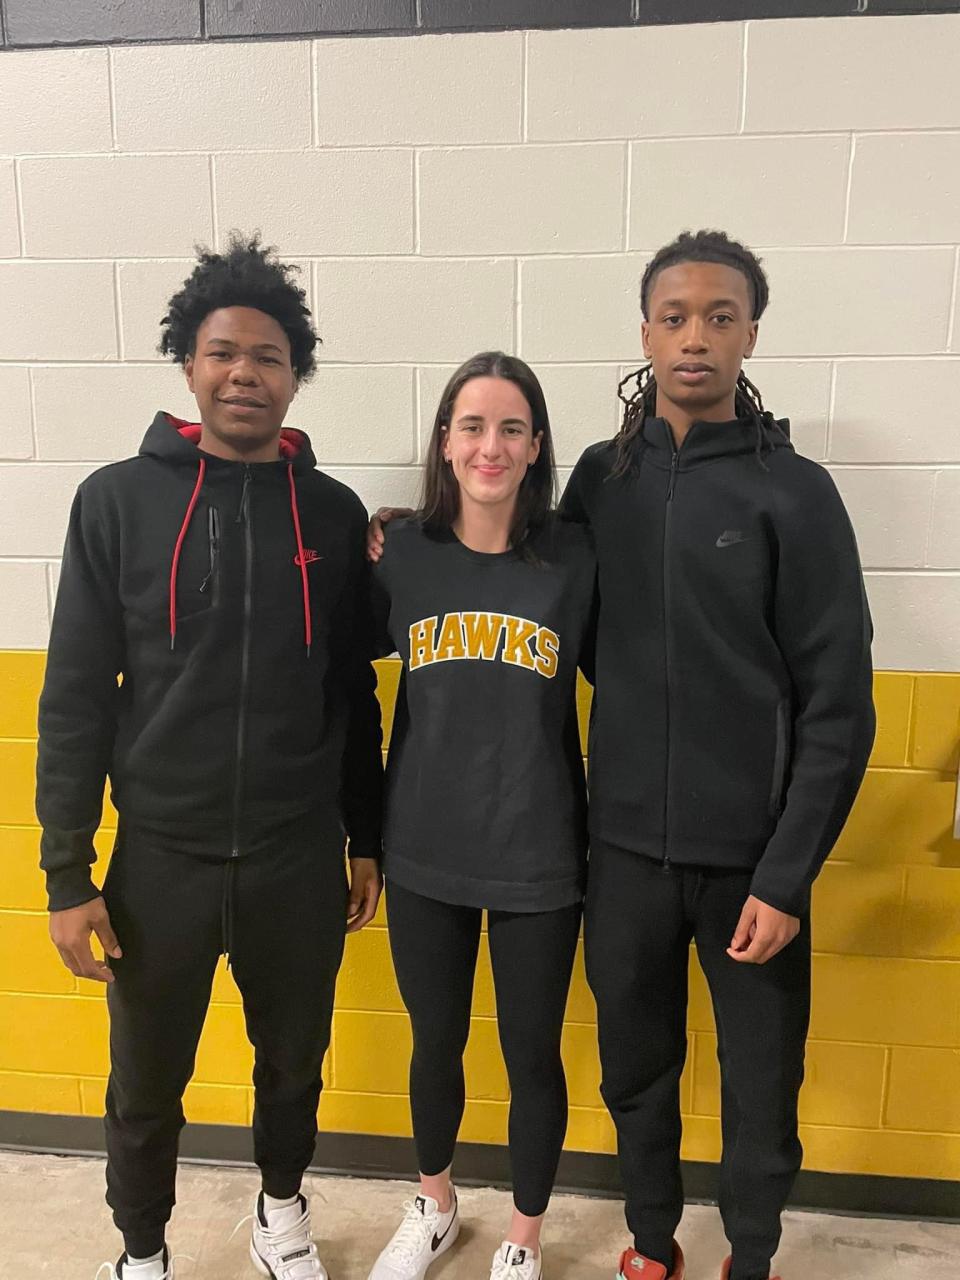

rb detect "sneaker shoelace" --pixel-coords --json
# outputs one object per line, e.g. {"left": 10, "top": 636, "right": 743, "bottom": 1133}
{"left": 382, "top": 1200, "right": 440, "bottom": 1268}
{"left": 256, "top": 1205, "right": 323, "bottom": 1280}
{"left": 491, "top": 1247, "right": 538, "bottom": 1280}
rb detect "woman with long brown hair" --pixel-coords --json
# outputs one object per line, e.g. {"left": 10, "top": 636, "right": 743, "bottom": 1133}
{"left": 366, "top": 352, "right": 596, "bottom": 1280}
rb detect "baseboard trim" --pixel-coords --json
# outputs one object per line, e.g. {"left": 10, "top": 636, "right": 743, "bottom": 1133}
{"left": 1, "top": 1110, "right": 957, "bottom": 1222}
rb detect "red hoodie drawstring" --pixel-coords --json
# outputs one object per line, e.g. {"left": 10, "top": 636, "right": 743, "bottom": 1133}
{"left": 288, "top": 463, "right": 313, "bottom": 657}
{"left": 169, "top": 458, "right": 206, "bottom": 650}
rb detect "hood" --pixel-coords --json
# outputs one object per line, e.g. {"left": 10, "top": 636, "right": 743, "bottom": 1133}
{"left": 139, "top": 411, "right": 318, "bottom": 473}
{"left": 640, "top": 413, "right": 793, "bottom": 467}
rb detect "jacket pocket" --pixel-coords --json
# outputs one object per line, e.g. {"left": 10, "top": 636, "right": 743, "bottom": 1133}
{"left": 198, "top": 506, "right": 221, "bottom": 608}
{"left": 768, "top": 698, "right": 790, "bottom": 817}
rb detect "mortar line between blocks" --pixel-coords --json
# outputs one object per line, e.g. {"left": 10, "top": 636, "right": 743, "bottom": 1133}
{"left": 738, "top": 22, "right": 749, "bottom": 134}
{"left": 12, "top": 157, "right": 25, "bottom": 258}
{"left": 112, "top": 261, "right": 124, "bottom": 362}
{"left": 841, "top": 133, "right": 857, "bottom": 244}
{"left": 26, "top": 366, "right": 39, "bottom": 461}
{"left": 208, "top": 155, "right": 219, "bottom": 249}
{"left": 621, "top": 142, "right": 631, "bottom": 252}
{"left": 521, "top": 30, "right": 529, "bottom": 143}
{"left": 824, "top": 361, "right": 838, "bottom": 459}
{"left": 309, "top": 40, "right": 320, "bottom": 149}
{"left": 411, "top": 366, "right": 420, "bottom": 464}
{"left": 878, "top": 1045, "right": 893, "bottom": 1128}
{"left": 107, "top": 47, "right": 119, "bottom": 152}
{"left": 514, "top": 258, "right": 521, "bottom": 356}
{"left": 921, "top": 469, "right": 941, "bottom": 571}
{"left": 413, "top": 151, "right": 421, "bottom": 255}
{"left": 945, "top": 247, "right": 960, "bottom": 351}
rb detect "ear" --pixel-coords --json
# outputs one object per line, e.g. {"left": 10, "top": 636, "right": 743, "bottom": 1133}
{"left": 641, "top": 320, "right": 652, "bottom": 361}
{"left": 184, "top": 353, "right": 196, "bottom": 394}
{"left": 744, "top": 321, "right": 759, "bottom": 360}
{"left": 528, "top": 430, "right": 542, "bottom": 466}
{"left": 290, "top": 375, "right": 300, "bottom": 400}
{"left": 440, "top": 425, "right": 451, "bottom": 462}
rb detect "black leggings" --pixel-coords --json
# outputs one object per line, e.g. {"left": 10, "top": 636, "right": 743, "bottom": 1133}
{"left": 386, "top": 880, "right": 581, "bottom": 1218}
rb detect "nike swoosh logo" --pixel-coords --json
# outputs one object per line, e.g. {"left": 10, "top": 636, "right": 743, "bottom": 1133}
{"left": 432, "top": 1215, "right": 456, "bottom": 1252}
{"left": 716, "top": 531, "right": 749, "bottom": 548}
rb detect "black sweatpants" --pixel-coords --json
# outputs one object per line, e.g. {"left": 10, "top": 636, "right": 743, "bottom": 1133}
{"left": 584, "top": 841, "right": 810, "bottom": 1280}
{"left": 102, "top": 808, "right": 348, "bottom": 1258}
{"left": 386, "top": 880, "right": 581, "bottom": 1218}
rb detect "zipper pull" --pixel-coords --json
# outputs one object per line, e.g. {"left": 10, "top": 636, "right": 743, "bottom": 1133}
{"left": 667, "top": 451, "right": 679, "bottom": 500}
{"left": 236, "top": 465, "right": 251, "bottom": 524}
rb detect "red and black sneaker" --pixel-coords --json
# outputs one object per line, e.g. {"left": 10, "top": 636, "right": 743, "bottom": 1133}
{"left": 719, "top": 1256, "right": 781, "bottom": 1280}
{"left": 616, "top": 1241, "right": 685, "bottom": 1280}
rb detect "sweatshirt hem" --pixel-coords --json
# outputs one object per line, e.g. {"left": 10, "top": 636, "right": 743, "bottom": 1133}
{"left": 383, "top": 850, "right": 584, "bottom": 914}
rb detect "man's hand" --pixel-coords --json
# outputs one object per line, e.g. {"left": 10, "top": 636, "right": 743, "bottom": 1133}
{"left": 49, "top": 895, "right": 121, "bottom": 984}
{"left": 366, "top": 507, "right": 413, "bottom": 564}
{"left": 727, "top": 895, "right": 800, "bottom": 965}
{"left": 347, "top": 858, "right": 382, "bottom": 933}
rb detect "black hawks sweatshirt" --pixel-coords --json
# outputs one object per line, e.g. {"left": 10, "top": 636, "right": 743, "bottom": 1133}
{"left": 36, "top": 412, "right": 383, "bottom": 912}
{"left": 561, "top": 415, "right": 876, "bottom": 918}
{"left": 372, "top": 517, "right": 597, "bottom": 913}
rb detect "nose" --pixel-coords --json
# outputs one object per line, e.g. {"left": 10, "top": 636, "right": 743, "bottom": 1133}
{"left": 228, "top": 355, "right": 260, "bottom": 385}
{"left": 479, "top": 426, "right": 502, "bottom": 458}
{"left": 681, "top": 320, "right": 708, "bottom": 352}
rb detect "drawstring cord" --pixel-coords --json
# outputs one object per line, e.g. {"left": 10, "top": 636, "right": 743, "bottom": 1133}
{"left": 169, "top": 458, "right": 206, "bottom": 650}
{"left": 288, "top": 463, "right": 313, "bottom": 657}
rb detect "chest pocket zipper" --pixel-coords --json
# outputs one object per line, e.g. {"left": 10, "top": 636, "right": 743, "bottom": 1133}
{"left": 199, "top": 506, "right": 221, "bottom": 605}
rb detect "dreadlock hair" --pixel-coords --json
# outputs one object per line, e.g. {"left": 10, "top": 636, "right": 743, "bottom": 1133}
{"left": 159, "top": 231, "right": 319, "bottom": 382}
{"left": 613, "top": 230, "right": 777, "bottom": 477}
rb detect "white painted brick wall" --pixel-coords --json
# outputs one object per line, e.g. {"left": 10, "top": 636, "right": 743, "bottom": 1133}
{"left": 0, "top": 15, "right": 958, "bottom": 669}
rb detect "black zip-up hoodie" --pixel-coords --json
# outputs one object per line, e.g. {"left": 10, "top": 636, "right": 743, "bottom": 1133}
{"left": 561, "top": 415, "right": 876, "bottom": 917}
{"left": 37, "top": 412, "right": 383, "bottom": 912}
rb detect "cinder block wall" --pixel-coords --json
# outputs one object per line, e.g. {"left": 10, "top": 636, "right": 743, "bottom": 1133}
{"left": 1, "top": 15, "right": 959, "bottom": 1181}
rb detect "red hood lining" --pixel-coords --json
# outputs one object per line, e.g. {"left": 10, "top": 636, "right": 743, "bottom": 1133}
{"left": 166, "top": 416, "right": 304, "bottom": 460}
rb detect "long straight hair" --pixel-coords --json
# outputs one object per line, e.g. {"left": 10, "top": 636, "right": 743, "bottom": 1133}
{"left": 419, "top": 351, "right": 557, "bottom": 558}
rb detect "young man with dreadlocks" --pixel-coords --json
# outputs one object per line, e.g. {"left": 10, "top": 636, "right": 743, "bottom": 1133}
{"left": 36, "top": 234, "right": 383, "bottom": 1280}
{"left": 560, "top": 231, "right": 875, "bottom": 1280}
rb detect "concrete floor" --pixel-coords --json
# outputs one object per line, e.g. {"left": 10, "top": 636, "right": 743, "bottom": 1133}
{"left": 2, "top": 1151, "right": 959, "bottom": 1279}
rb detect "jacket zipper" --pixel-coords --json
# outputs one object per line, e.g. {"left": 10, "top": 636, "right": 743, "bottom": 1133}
{"left": 199, "top": 506, "right": 220, "bottom": 603}
{"left": 662, "top": 441, "right": 681, "bottom": 869}
{"left": 231, "top": 467, "right": 253, "bottom": 861}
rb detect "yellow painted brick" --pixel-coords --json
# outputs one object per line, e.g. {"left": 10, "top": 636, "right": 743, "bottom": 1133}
{"left": 565, "top": 1105, "right": 616, "bottom": 1155}
{"left": 318, "top": 1088, "right": 412, "bottom": 1138}
{"left": 78, "top": 1075, "right": 249, "bottom": 1126}
{"left": 471, "top": 934, "right": 497, "bottom": 1019}
{"left": 885, "top": 1047, "right": 960, "bottom": 1134}
{"left": 869, "top": 673, "right": 914, "bottom": 769}
{"left": 460, "top": 1098, "right": 509, "bottom": 1146}
{"left": 561, "top": 1023, "right": 602, "bottom": 1109}
{"left": 0, "top": 993, "right": 109, "bottom": 1076}
{"left": 211, "top": 956, "right": 242, "bottom": 1005}
{"left": 576, "top": 671, "right": 593, "bottom": 755}
{"left": 564, "top": 941, "right": 596, "bottom": 1025}
{"left": 0, "top": 649, "right": 45, "bottom": 738}
{"left": 810, "top": 955, "right": 960, "bottom": 1048}
{"left": 333, "top": 1011, "right": 410, "bottom": 1094}
{"left": 0, "top": 740, "right": 39, "bottom": 827}
{"left": 834, "top": 769, "right": 958, "bottom": 865}
{"left": 0, "top": 910, "right": 76, "bottom": 995}
{"left": 337, "top": 928, "right": 404, "bottom": 1014}
{"left": 811, "top": 863, "right": 904, "bottom": 957}
{"left": 687, "top": 950, "right": 716, "bottom": 1035}
{"left": 0, "top": 1069, "right": 81, "bottom": 1114}
{"left": 375, "top": 658, "right": 401, "bottom": 748}
{"left": 901, "top": 868, "right": 960, "bottom": 960}
{"left": 799, "top": 1123, "right": 960, "bottom": 1180}
{"left": 0, "top": 827, "right": 46, "bottom": 910}
{"left": 679, "top": 1113, "right": 721, "bottom": 1164}
{"left": 193, "top": 1003, "right": 254, "bottom": 1086}
{"left": 911, "top": 673, "right": 960, "bottom": 773}
{"left": 692, "top": 1034, "right": 885, "bottom": 1129}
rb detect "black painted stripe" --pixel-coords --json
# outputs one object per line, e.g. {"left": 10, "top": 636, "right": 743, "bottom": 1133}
{"left": 2, "top": 1110, "right": 958, "bottom": 1221}
{"left": 1, "top": 0, "right": 958, "bottom": 49}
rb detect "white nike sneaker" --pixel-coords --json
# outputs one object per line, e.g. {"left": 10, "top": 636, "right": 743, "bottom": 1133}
{"left": 490, "top": 1241, "right": 543, "bottom": 1280}
{"left": 367, "top": 1191, "right": 460, "bottom": 1280}
{"left": 250, "top": 1192, "right": 328, "bottom": 1279}
{"left": 95, "top": 1249, "right": 174, "bottom": 1280}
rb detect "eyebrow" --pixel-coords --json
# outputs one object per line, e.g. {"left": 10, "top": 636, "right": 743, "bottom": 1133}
{"left": 203, "top": 338, "right": 285, "bottom": 353}
{"left": 456, "top": 414, "right": 529, "bottom": 426}
{"left": 658, "top": 298, "right": 742, "bottom": 310}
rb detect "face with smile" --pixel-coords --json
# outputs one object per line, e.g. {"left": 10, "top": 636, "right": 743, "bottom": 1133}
{"left": 442, "top": 376, "right": 542, "bottom": 523}
{"left": 642, "top": 262, "right": 758, "bottom": 434}
{"left": 185, "top": 306, "right": 298, "bottom": 462}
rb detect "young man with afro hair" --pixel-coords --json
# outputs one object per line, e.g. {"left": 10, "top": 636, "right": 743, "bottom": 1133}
{"left": 37, "top": 234, "right": 384, "bottom": 1280}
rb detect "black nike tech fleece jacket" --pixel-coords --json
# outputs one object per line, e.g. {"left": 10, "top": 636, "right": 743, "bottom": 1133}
{"left": 561, "top": 414, "right": 876, "bottom": 917}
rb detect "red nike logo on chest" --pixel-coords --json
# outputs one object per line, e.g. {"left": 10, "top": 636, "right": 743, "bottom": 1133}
{"left": 294, "top": 549, "right": 322, "bottom": 566}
